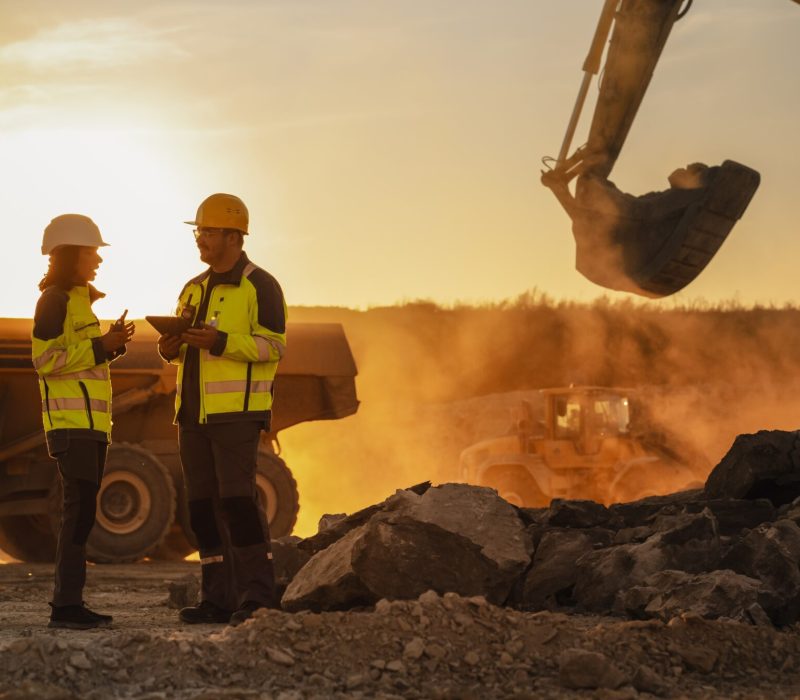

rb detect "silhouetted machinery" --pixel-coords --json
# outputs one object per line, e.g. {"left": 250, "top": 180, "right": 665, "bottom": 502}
{"left": 459, "top": 386, "right": 706, "bottom": 507}
{"left": 540, "top": 0, "right": 793, "bottom": 297}
{"left": 0, "top": 320, "right": 359, "bottom": 563}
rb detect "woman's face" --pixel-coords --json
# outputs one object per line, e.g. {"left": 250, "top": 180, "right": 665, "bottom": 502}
{"left": 74, "top": 246, "right": 103, "bottom": 285}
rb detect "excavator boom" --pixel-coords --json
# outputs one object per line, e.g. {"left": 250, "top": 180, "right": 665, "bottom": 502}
{"left": 543, "top": 0, "right": 762, "bottom": 297}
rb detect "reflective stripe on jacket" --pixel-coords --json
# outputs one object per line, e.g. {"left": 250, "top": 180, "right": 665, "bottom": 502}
{"left": 170, "top": 253, "right": 287, "bottom": 425}
{"left": 31, "top": 285, "right": 112, "bottom": 440}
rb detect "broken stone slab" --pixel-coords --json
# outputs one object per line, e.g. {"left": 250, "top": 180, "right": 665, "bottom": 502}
{"left": 283, "top": 484, "right": 532, "bottom": 611}
{"left": 515, "top": 527, "right": 614, "bottom": 611}
{"left": 608, "top": 489, "right": 704, "bottom": 528}
{"left": 704, "top": 430, "right": 800, "bottom": 503}
{"left": 720, "top": 519, "right": 800, "bottom": 624}
{"left": 616, "top": 569, "right": 778, "bottom": 624}
{"left": 544, "top": 499, "right": 618, "bottom": 529}
{"left": 297, "top": 481, "right": 433, "bottom": 556}
{"left": 272, "top": 536, "right": 312, "bottom": 596}
{"left": 573, "top": 508, "right": 720, "bottom": 611}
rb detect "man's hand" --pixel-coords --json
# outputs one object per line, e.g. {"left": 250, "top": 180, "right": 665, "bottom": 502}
{"left": 101, "top": 321, "right": 135, "bottom": 353}
{"left": 158, "top": 333, "right": 183, "bottom": 360}
{"left": 181, "top": 323, "right": 219, "bottom": 350}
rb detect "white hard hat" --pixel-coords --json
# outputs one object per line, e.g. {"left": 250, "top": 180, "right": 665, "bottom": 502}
{"left": 41, "top": 214, "right": 110, "bottom": 255}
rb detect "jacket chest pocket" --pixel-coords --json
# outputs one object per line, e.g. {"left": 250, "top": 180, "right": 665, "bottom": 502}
{"left": 72, "top": 315, "right": 101, "bottom": 339}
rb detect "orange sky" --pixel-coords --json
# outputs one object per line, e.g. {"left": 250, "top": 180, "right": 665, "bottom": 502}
{"left": 1, "top": 0, "right": 798, "bottom": 319}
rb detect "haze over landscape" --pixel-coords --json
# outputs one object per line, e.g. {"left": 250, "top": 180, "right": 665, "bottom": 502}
{"left": 1, "top": 0, "right": 798, "bottom": 318}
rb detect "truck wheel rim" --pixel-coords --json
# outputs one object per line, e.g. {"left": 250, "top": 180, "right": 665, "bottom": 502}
{"left": 96, "top": 471, "right": 152, "bottom": 535}
{"left": 255, "top": 474, "right": 278, "bottom": 524}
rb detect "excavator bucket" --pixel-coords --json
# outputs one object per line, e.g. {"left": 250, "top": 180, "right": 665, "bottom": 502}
{"left": 544, "top": 0, "right": 762, "bottom": 297}
{"left": 569, "top": 160, "right": 761, "bottom": 297}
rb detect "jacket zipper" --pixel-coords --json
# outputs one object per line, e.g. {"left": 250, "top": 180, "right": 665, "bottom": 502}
{"left": 78, "top": 381, "right": 94, "bottom": 430}
{"left": 243, "top": 362, "right": 253, "bottom": 412}
{"left": 43, "top": 378, "right": 52, "bottom": 426}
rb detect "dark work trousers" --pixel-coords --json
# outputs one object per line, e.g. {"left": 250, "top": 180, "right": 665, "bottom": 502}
{"left": 52, "top": 439, "right": 107, "bottom": 606}
{"left": 178, "top": 421, "right": 276, "bottom": 611}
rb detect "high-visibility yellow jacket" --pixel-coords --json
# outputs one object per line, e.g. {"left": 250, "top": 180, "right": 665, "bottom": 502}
{"left": 167, "top": 253, "right": 287, "bottom": 426}
{"left": 31, "top": 285, "right": 116, "bottom": 454}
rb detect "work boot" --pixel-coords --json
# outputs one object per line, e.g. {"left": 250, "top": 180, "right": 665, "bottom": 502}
{"left": 229, "top": 600, "right": 263, "bottom": 626}
{"left": 179, "top": 600, "right": 232, "bottom": 624}
{"left": 83, "top": 602, "right": 113, "bottom": 625}
{"left": 48, "top": 603, "right": 111, "bottom": 630}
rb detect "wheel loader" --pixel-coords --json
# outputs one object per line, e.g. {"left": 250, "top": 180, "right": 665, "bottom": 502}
{"left": 459, "top": 386, "right": 706, "bottom": 507}
{"left": 0, "top": 319, "right": 359, "bottom": 563}
{"left": 541, "top": 0, "right": 798, "bottom": 297}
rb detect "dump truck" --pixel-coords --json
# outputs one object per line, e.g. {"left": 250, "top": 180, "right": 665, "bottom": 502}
{"left": 459, "top": 386, "right": 705, "bottom": 507}
{"left": 0, "top": 319, "right": 359, "bottom": 563}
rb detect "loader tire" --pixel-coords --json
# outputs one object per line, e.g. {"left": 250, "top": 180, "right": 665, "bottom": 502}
{"left": 256, "top": 452, "right": 299, "bottom": 538}
{"left": 483, "top": 466, "right": 549, "bottom": 509}
{"left": 86, "top": 443, "right": 176, "bottom": 563}
{"left": 0, "top": 515, "right": 56, "bottom": 562}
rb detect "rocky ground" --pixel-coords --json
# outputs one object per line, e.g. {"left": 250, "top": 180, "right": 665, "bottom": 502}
{"left": 1, "top": 562, "right": 800, "bottom": 699}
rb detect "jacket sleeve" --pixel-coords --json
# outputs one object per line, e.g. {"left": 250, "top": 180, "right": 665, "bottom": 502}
{"left": 32, "top": 289, "right": 107, "bottom": 377}
{"left": 210, "top": 269, "right": 287, "bottom": 363}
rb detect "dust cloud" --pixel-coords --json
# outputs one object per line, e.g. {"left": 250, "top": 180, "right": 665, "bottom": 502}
{"left": 284, "top": 299, "right": 800, "bottom": 536}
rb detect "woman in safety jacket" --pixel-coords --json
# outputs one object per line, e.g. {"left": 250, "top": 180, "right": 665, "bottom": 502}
{"left": 31, "top": 214, "right": 134, "bottom": 629}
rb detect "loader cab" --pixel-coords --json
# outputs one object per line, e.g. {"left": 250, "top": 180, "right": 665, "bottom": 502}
{"left": 543, "top": 387, "right": 631, "bottom": 458}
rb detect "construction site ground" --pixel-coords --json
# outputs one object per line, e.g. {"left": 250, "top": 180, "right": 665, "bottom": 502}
{"left": 1, "top": 561, "right": 800, "bottom": 699}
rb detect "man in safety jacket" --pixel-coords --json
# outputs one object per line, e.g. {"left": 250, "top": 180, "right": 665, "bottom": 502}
{"left": 32, "top": 214, "right": 134, "bottom": 629}
{"left": 158, "top": 193, "right": 286, "bottom": 626}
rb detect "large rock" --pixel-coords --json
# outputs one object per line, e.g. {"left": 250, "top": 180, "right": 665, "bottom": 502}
{"left": 720, "top": 519, "right": 800, "bottom": 623}
{"left": 283, "top": 484, "right": 532, "bottom": 611}
{"left": 516, "top": 527, "right": 613, "bottom": 610}
{"left": 617, "top": 569, "right": 777, "bottom": 624}
{"left": 573, "top": 508, "right": 720, "bottom": 611}
{"left": 705, "top": 430, "right": 800, "bottom": 503}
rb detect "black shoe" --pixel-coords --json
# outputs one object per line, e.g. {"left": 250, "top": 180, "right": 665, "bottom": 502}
{"left": 82, "top": 602, "right": 113, "bottom": 625}
{"left": 48, "top": 603, "right": 110, "bottom": 630}
{"left": 229, "top": 600, "right": 267, "bottom": 626}
{"left": 179, "top": 600, "right": 232, "bottom": 624}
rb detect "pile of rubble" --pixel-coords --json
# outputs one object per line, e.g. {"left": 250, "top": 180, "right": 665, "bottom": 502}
{"left": 3, "top": 429, "right": 800, "bottom": 698}
{"left": 276, "top": 430, "right": 800, "bottom": 627}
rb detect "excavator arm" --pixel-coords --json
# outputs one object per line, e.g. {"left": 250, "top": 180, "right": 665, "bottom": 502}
{"left": 543, "top": 0, "right": 769, "bottom": 297}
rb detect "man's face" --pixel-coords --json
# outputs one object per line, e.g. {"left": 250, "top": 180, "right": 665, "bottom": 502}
{"left": 195, "top": 227, "right": 232, "bottom": 265}
{"left": 75, "top": 246, "right": 102, "bottom": 284}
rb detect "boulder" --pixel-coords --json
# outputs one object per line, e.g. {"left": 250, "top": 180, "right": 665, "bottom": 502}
{"left": 573, "top": 508, "right": 720, "bottom": 611}
{"left": 617, "top": 569, "right": 777, "bottom": 624}
{"left": 720, "top": 519, "right": 800, "bottom": 623}
{"left": 544, "top": 499, "right": 617, "bottom": 529}
{"left": 704, "top": 430, "right": 800, "bottom": 503}
{"left": 283, "top": 483, "right": 532, "bottom": 611}
{"left": 516, "top": 527, "right": 614, "bottom": 610}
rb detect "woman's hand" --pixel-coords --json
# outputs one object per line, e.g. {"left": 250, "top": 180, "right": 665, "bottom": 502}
{"left": 101, "top": 321, "right": 135, "bottom": 353}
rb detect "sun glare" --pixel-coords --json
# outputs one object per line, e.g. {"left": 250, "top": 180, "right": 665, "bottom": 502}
{"left": 1, "top": 125, "right": 201, "bottom": 320}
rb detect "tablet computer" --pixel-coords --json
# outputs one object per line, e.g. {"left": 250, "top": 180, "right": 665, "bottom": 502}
{"left": 145, "top": 316, "right": 191, "bottom": 336}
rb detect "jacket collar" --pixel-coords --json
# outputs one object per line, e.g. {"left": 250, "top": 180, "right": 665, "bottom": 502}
{"left": 69, "top": 284, "right": 106, "bottom": 304}
{"left": 190, "top": 252, "right": 250, "bottom": 286}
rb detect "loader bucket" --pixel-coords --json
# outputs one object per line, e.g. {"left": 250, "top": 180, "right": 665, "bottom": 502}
{"left": 568, "top": 160, "right": 761, "bottom": 297}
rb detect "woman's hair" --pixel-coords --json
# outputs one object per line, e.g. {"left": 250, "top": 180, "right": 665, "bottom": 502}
{"left": 38, "top": 246, "right": 81, "bottom": 292}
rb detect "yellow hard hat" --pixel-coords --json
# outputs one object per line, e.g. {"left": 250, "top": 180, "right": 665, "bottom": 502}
{"left": 41, "top": 214, "right": 110, "bottom": 255}
{"left": 184, "top": 193, "right": 249, "bottom": 234}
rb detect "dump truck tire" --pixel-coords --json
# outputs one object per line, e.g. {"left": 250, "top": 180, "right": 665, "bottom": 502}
{"left": 0, "top": 515, "right": 56, "bottom": 562}
{"left": 256, "top": 451, "right": 299, "bottom": 538}
{"left": 86, "top": 443, "right": 176, "bottom": 564}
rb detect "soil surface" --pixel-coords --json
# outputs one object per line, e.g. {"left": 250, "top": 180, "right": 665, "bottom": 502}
{"left": 1, "top": 561, "right": 800, "bottom": 699}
